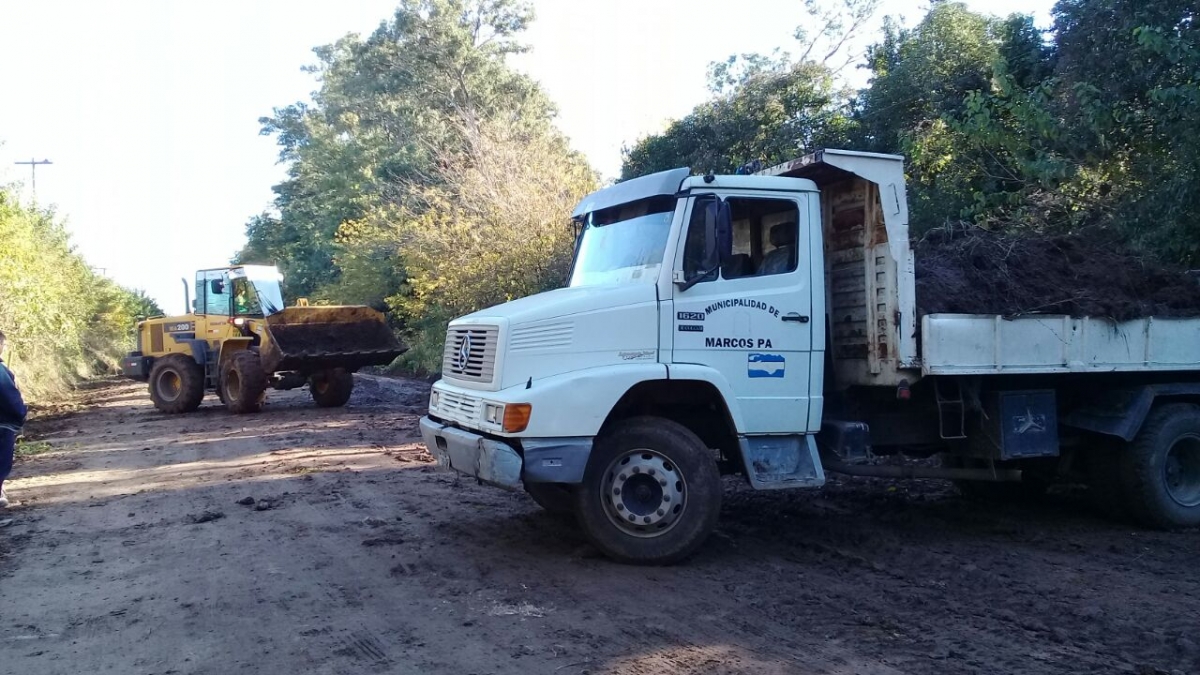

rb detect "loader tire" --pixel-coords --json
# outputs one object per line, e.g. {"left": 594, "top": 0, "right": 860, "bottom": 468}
{"left": 148, "top": 354, "right": 205, "bottom": 414}
{"left": 573, "top": 416, "right": 721, "bottom": 565}
{"left": 1118, "top": 403, "right": 1200, "bottom": 529}
{"left": 310, "top": 369, "right": 353, "bottom": 408}
{"left": 221, "top": 351, "right": 268, "bottom": 414}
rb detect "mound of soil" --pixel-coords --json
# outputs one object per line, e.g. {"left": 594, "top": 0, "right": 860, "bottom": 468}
{"left": 914, "top": 226, "right": 1200, "bottom": 320}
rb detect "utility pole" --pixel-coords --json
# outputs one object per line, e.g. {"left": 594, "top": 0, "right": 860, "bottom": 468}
{"left": 13, "top": 158, "right": 52, "bottom": 202}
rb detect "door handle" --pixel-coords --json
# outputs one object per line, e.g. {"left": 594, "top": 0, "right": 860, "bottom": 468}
{"left": 782, "top": 313, "right": 809, "bottom": 323}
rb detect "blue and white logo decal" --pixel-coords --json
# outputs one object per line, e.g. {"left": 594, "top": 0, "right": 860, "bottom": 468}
{"left": 748, "top": 353, "right": 785, "bottom": 378}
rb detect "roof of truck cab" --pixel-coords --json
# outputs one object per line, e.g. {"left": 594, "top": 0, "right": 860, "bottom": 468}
{"left": 680, "top": 174, "right": 816, "bottom": 192}
{"left": 571, "top": 167, "right": 816, "bottom": 219}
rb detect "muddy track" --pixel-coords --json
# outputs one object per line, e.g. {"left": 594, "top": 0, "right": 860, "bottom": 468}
{"left": 1, "top": 378, "right": 1197, "bottom": 674}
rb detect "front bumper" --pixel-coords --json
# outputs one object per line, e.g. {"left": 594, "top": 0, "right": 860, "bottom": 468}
{"left": 420, "top": 416, "right": 524, "bottom": 490}
{"left": 419, "top": 416, "right": 594, "bottom": 489}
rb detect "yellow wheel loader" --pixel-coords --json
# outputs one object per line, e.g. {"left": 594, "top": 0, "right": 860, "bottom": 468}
{"left": 120, "top": 265, "right": 406, "bottom": 414}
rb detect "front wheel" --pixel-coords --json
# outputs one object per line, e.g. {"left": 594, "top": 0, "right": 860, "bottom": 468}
{"left": 524, "top": 482, "right": 575, "bottom": 517}
{"left": 221, "top": 351, "right": 268, "bottom": 414}
{"left": 310, "top": 369, "right": 354, "bottom": 408}
{"left": 573, "top": 417, "right": 721, "bottom": 565}
{"left": 1120, "top": 403, "right": 1200, "bottom": 528}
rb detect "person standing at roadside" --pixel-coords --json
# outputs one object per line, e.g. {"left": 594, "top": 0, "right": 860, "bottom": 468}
{"left": 0, "top": 330, "right": 28, "bottom": 509}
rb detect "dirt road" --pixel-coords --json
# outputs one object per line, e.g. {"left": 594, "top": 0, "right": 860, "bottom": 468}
{"left": 1, "top": 378, "right": 1197, "bottom": 675}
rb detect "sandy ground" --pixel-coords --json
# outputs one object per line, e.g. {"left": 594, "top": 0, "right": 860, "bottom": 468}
{"left": 1, "top": 376, "right": 1198, "bottom": 675}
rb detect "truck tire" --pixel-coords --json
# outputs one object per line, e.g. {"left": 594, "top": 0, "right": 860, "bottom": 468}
{"left": 1119, "top": 403, "right": 1200, "bottom": 528}
{"left": 310, "top": 369, "right": 353, "bottom": 408}
{"left": 573, "top": 416, "right": 721, "bottom": 565}
{"left": 524, "top": 482, "right": 575, "bottom": 517}
{"left": 148, "top": 354, "right": 205, "bottom": 414}
{"left": 221, "top": 351, "right": 268, "bottom": 414}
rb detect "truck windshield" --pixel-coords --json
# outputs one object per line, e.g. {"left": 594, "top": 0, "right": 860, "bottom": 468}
{"left": 569, "top": 196, "right": 676, "bottom": 287}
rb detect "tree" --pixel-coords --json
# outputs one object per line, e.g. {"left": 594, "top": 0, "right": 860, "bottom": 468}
{"left": 240, "top": 0, "right": 557, "bottom": 300}
{"left": 0, "top": 186, "right": 150, "bottom": 400}
{"left": 621, "top": 0, "right": 882, "bottom": 179}
{"left": 242, "top": 0, "right": 597, "bottom": 367}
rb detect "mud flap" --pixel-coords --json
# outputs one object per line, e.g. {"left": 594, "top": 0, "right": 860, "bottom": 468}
{"left": 740, "top": 435, "right": 826, "bottom": 490}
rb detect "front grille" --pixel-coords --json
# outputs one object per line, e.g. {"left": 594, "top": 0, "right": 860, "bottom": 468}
{"left": 442, "top": 325, "right": 499, "bottom": 384}
{"left": 437, "top": 390, "right": 480, "bottom": 422}
{"left": 150, "top": 324, "right": 164, "bottom": 353}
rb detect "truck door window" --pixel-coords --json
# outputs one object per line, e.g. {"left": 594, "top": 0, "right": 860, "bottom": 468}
{"left": 733, "top": 198, "right": 799, "bottom": 278}
{"left": 683, "top": 197, "right": 800, "bottom": 281}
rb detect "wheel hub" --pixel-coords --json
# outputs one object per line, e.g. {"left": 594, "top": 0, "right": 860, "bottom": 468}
{"left": 225, "top": 371, "right": 242, "bottom": 402}
{"left": 602, "top": 449, "right": 686, "bottom": 538}
{"left": 1164, "top": 435, "right": 1200, "bottom": 508}
{"left": 158, "top": 371, "right": 181, "bottom": 401}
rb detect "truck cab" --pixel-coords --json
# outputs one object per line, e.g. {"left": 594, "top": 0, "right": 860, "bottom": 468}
{"left": 421, "top": 151, "right": 916, "bottom": 564}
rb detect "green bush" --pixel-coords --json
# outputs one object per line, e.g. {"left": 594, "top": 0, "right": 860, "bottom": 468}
{"left": 0, "top": 186, "right": 159, "bottom": 403}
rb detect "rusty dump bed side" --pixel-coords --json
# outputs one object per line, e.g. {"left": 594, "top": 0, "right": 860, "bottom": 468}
{"left": 259, "top": 306, "right": 407, "bottom": 374}
{"left": 759, "top": 149, "right": 919, "bottom": 388}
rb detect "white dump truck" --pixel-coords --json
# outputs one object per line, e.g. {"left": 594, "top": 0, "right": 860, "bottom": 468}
{"left": 420, "top": 149, "right": 1200, "bottom": 564}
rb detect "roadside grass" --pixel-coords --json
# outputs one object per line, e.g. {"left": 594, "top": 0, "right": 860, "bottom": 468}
{"left": 15, "top": 438, "right": 55, "bottom": 458}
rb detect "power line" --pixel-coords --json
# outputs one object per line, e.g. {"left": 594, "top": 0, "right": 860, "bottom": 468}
{"left": 13, "top": 158, "right": 52, "bottom": 201}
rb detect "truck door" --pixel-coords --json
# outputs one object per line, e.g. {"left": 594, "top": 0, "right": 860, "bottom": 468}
{"left": 670, "top": 194, "right": 813, "bottom": 434}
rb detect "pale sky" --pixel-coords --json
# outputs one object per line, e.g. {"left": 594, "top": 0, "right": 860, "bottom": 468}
{"left": 0, "top": 0, "right": 1053, "bottom": 314}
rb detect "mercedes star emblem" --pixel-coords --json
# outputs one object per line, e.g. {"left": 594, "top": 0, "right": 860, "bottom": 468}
{"left": 457, "top": 334, "right": 473, "bottom": 371}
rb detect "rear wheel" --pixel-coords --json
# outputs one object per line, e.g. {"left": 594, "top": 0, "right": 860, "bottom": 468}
{"left": 1119, "top": 403, "right": 1200, "bottom": 528}
{"left": 310, "top": 369, "right": 354, "bottom": 408}
{"left": 524, "top": 482, "right": 575, "bottom": 517}
{"left": 574, "top": 417, "right": 721, "bottom": 565}
{"left": 148, "top": 354, "right": 204, "bottom": 414}
{"left": 221, "top": 351, "right": 268, "bottom": 414}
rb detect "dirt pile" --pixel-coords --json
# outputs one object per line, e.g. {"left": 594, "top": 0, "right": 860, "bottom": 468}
{"left": 914, "top": 226, "right": 1200, "bottom": 320}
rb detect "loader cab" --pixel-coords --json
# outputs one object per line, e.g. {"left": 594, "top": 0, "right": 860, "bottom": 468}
{"left": 194, "top": 266, "right": 286, "bottom": 319}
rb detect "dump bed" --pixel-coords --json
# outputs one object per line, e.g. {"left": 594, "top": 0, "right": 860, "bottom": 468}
{"left": 762, "top": 149, "right": 1200, "bottom": 385}
{"left": 760, "top": 149, "right": 919, "bottom": 387}
{"left": 922, "top": 314, "right": 1200, "bottom": 375}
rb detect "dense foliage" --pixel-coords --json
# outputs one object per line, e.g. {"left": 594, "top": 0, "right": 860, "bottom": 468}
{"left": 242, "top": 0, "right": 1198, "bottom": 374}
{"left": 0, "top": 187, "right": 161, "bottom": 402}
{"left": 238, "top": 0, "right": 594, "bottom": 371}
{"left": 624, "top": 0, "right": 1200, "bottom": 264}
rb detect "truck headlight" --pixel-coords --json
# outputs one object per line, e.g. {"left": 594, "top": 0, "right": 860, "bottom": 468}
{"left": 429, "top": 390, "right": 440, "bottom": 410}
{"left": 485, "top": 403, "right": 502, "bottom": 425}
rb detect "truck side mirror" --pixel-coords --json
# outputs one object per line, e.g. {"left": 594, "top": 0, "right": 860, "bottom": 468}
{"left": 701, "top": 200, "right": 719, "bottom": 271}
{"left": 700, "top": 199, "right": 733, "bottom": 270}
{"left": 677, "top": 196, "right": 730, "bottom": 292}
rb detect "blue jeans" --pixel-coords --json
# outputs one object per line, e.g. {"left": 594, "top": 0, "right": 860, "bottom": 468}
{"left": 0, "top": 428, "right": 15, "bottom": 483}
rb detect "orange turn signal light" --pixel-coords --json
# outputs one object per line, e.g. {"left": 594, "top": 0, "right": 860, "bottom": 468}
{"left": 502, "top": 403, "right": 532, "bottom": 433}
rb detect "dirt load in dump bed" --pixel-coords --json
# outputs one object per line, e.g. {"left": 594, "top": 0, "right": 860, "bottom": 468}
{"left": 915, "top": 225, "right": 1200, "bottom": 320}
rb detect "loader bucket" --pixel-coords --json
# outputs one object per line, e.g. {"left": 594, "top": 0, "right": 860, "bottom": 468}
{"left": 258, "top": 306, "right": 407, "bottom": 374}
